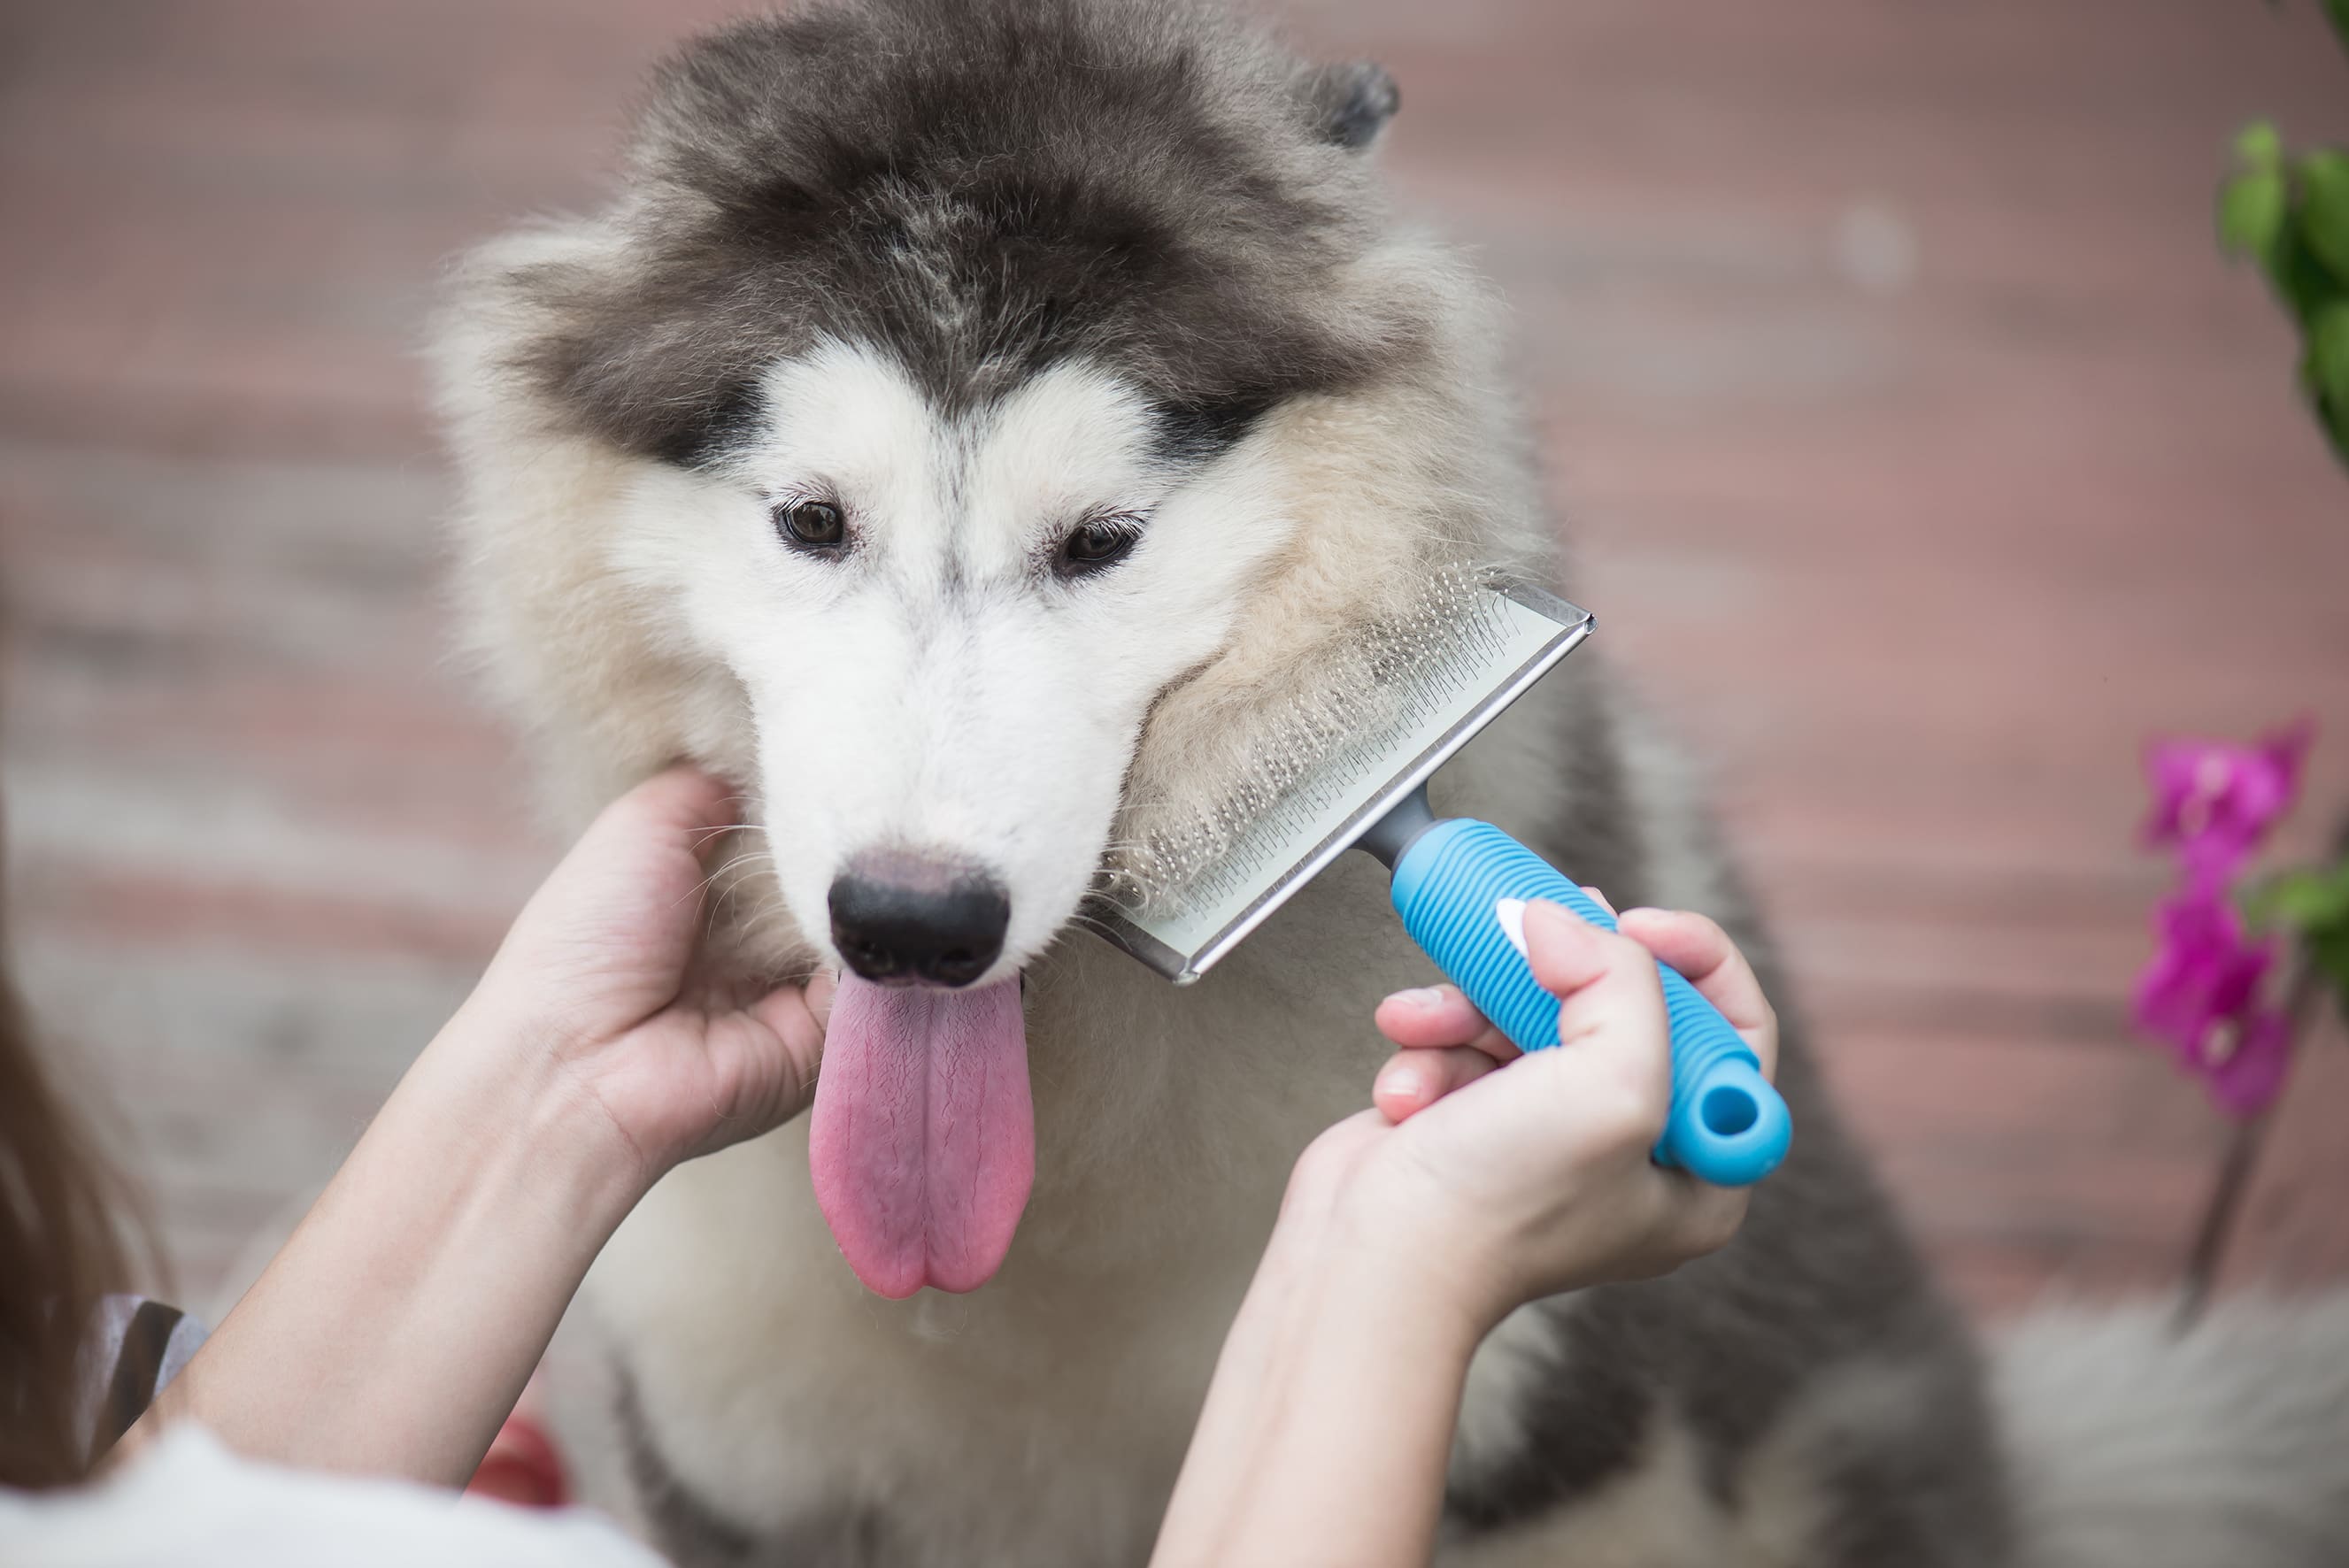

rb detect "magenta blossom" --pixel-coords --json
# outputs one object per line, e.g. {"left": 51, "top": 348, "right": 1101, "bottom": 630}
{"left": 2134, "top": 889, "right": 2274, "bottom": 1045}
{"left": 2141, "top": 721, "right": 2311, "bottom": 882}
{"left": 2184, "top": 1006, "right": 2293, "bottom": 1119}
{"left": 2132, "top": 888, "right": 2287, "bottom": 1118}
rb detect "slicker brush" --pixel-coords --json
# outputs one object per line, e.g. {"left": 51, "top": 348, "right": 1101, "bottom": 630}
{"left": 1087, "top": 574, "right": 1791, "bottom": 1188}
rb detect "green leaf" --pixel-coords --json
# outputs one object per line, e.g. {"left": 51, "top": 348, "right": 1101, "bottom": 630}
{"left": 2266, "top": 219, "right": 2339, "bottom": 329}
{"left": 2329, "top": 1, "right": 2349, "bottom": 64}
{"left": 2299, "top": 150, "right": 2349, "bottom": 282}
{"left": 2252, "top": 857, "right": 2349, "bottom": 1025}
{"left": 2309, "top": 304, "right": 2349, "bottom": 407}
{"left": 2220, "top": 166, "right": 2290, "bottom": 259}
{"left": 2237, "top": 119, "right": 2285, "bottom": 171}
{"left": 2307, "top": 923, "right": 2349, "bottom": 1026}
{"left": 2322, "top": 391, "right": 2349, "bottom": 471}
{"left": 2249, "top": 858, "right": 2349, "bottom": 932}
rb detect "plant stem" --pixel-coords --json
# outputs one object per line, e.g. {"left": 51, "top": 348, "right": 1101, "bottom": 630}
{"left": 2176, "top": 957, "right": 2327, "bottom": 1327}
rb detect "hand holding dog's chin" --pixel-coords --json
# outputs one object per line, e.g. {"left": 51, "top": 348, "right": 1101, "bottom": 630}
{"left": 126, "top": 769, "right": 836, "bottom": 1487}
{"left": 443, "top": 766, "right": 834, "bottom": 1196}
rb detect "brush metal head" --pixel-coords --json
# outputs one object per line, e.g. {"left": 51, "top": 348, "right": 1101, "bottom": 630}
{"left": 1086, "top": 578, "right": 1593, "bottom": 983}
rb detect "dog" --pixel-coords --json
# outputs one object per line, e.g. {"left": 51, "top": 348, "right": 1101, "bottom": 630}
{"left": 433, "top": 3, "right": 2349, "bottom": 1563}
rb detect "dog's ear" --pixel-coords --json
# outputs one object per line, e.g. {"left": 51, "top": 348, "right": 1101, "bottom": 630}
{"left": 1305, "top": 61, "right": 1398, "bottom": 150}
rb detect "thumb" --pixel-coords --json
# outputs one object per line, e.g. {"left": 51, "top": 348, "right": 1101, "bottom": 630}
{"left": 705, "top": 970, "right": 836, "bottom": 1148}
{"left": 504, "top": 767, "right": 735, "bottom": 970}
{"left": 1521, "top": 900, "right": 1671, "bottom": 1112}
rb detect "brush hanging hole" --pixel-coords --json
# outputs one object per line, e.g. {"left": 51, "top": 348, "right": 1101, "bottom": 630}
{"left": 1701, "top": 1087, "right": 1760, "bottom": 1138}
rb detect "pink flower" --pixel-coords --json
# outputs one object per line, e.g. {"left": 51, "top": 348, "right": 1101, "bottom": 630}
{"left": 2185, "top": 1007, "right": 2292, "bottom": 1119}
{"left": 2131, "top": 720, "right": 2315, "bottom": 1120}
{"left": 2134, "top": 890, "right": 2274, "bottom": 1045}
{"left": 2141, "top": 721, "right": 2311, "bottom": 883}
{"left": 2131, "top": 889, "right": 2289, "bottom": 1118}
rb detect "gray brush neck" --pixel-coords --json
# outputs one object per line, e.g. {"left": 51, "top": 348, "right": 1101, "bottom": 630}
{"left": 1356, "top": 785, "right": 1439, "bottom": 872}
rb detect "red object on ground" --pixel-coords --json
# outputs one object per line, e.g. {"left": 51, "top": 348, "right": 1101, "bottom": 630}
{"left": 466, "top": 1409, "right": 568, "bottom": 1509}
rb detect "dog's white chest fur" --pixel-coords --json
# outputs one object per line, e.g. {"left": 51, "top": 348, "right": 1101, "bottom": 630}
{"left": 591, "top": 1127, "right": 1238, "bottom": 1563}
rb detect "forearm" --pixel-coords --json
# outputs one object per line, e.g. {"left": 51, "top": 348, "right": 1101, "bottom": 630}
{"left": 129, "top": 1003, "right": 643, "bottom": 1487}
{"left": 1154, "top": 1212, "right": 1485, "bottom": 1568}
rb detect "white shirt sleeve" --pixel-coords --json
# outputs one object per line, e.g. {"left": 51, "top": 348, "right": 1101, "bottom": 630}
{"left": 0, "top": 1426, "right": 671, "bottom": 1568}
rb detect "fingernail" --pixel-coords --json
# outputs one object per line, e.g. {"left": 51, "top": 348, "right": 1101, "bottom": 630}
{"left": 1525, "top": 900, "right": 1588, "bottom": 937}
{"left": 1382, "top": 1070, "right": 1423, "bottom": 1101}
{"left": 1581, "top": 884, "right": 1618, "bottom": 917}
{"left": 1387, "top": 987, "right": 1446, "bottom": 1011}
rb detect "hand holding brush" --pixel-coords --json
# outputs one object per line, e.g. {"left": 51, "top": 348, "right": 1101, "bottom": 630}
{"left": 1154, "top": 895, "right": 1775, "bottom": 1568}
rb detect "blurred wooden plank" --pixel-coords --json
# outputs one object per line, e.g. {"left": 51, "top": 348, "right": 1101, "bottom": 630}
{"left": 2222, "top": 1005, "right": 2349, "bottom": 1294}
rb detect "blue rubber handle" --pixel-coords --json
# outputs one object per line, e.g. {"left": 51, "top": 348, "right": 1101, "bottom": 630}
{"left": 1389, "top": 818, "right": 1790, "bottom": 1187}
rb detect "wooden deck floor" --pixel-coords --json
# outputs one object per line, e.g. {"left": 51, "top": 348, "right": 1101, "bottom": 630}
{"left": 4, "top": 0, "right": 2348, "bottom": 1317}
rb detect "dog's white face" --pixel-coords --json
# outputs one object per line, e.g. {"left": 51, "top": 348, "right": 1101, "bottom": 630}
{"left": 609, "top": 340, "right": 1292, "bottom": 980}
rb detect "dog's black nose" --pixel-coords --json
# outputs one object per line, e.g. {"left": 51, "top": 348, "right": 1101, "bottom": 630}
{"left": 828, "top": 853, "right": 1010, "bottom": 988}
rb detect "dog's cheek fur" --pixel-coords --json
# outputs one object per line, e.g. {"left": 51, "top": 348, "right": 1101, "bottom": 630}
{"left": 433, "top": 222, "right": 765, "bottom": 826}
{"left": 1113, "top": 240, "right": 1550, "bottom": 862}
{"left": 435, "top": 226, "right": 811, "bottom": 984}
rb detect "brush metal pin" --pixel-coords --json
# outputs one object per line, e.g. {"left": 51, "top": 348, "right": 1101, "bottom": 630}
{"left": 1087, "top": 580, "right": 1791, "bottom": 1188}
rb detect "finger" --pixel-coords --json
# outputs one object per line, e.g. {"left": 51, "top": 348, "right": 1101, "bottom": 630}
{"left": 1582, "top": 884, "right": 1617, "bottom": 918}
{"left": 1658, "top": 1171, "right": 1752, "bottom": 1259}
{"left": 504, "top": 768, "right": 728, "bottom": 959}
{"left": 530, "top": 766, "right": 732, "bottom": 925}
{"left": 1613, "top": 908, "right": 1778, "bottom": 1080}
{"left": 1521, "top": 901, "right": 1672, "bottom": 1119}
{"left": 735, "top": 980, "right": 833, "bottom": 1125}
{"left": 1613, "top": 909, "right": 1766, "bottom": 1029}
{"left": 1374, "top": 985, "right": 1516, "bottom": 1062}
{"left": 1518, "top": 899, "right": 1613, "bottom": 998}
{"left": 651, "top": 768, "right": 759, "bottom": 878}
{"left": 1583, "top": 1167, "right": 1748, "bottom": 1284}
{"left": 601, "top": 765, "right": 735, "bottom": 855}
{"left": 1372, "top": 1043, "right": 1501, "bottom": 1122}
{"left": 1521, "top": 901, "right": 1665, "bottom": 1033}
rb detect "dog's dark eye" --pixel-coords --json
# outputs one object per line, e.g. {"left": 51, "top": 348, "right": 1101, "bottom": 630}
{"left": 775, "top": 500, "right": 846, "bottom": 551}
{"left": 1058, "top": 517, "right": 1140, "bottom": 577}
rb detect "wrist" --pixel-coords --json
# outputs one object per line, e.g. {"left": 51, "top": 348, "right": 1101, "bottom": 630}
{"left": 1267, "top": 1190, "right": 1504, "bottom": 1358}
{"left": 1166, "top": 1195, "right": 1486, "bottom": 1568}
{"left": 413, "top": 996, "right": 654, "bottom": 1237}
{"left": 164, "top": 993, "right": 651, "bottom": 1484}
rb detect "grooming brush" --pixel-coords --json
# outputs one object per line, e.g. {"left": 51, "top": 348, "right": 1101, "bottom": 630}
{"left": 1089, "top": 577, "right": 1791, "bottom": 1188}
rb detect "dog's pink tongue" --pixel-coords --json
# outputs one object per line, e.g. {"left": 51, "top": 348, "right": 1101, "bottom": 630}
{"left": 810, "top": 972, "right": 1032, "bottom": 1299}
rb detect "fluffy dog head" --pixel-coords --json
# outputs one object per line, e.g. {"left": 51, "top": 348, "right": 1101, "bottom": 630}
{"left": 435, "top": 0, "right": 1544, "bottom": 985}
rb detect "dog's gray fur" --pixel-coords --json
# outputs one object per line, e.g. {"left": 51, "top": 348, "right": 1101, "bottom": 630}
{"left": 1998, "top": 1297, "right": 2349, "bottom": 1568}
{"left": 504, "top": 0, "right": 1415, "bottom": 467}
{"left": 435, "top": 3, "right": 2349, "bottom": 1564}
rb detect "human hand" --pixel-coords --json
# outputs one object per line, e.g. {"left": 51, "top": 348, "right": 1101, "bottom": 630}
{"left": 454, "top": 766, "right": 833, "bottom": 1189}
{"left": 1285, "top": 898, "right": 1776, "bottom": 1333}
